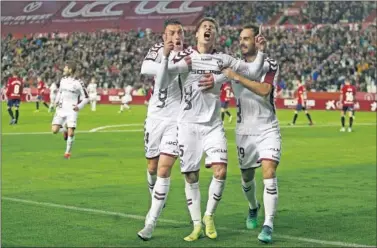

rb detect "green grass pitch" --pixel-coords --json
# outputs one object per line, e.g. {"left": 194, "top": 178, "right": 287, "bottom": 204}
{"left": 1, "top": 102, "right": 376, "bottom": 247}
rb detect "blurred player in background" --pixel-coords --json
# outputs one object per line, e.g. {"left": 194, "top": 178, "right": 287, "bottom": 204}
{"left": 51, "top": 61, "right": 89, "bottom": 159}
{"left": 119, "top": 84, "right": 133, "bottom": 113}
{"left": 35, "top": 76, "right": 49, "bottom": 112}
{"left": 48, "top": 80, "right": 58, "bottom": 113}
{"left": 6, "top": 69, "right": 23, "bottom": 125}
{"left": 221, "top": 24, "right": 281, "bottom": 244}
{"left": 87, "top": 77, "right": 98, "bottom": 112}
{"left": 340, "top": 78, "right": 357, "bottom": 132}
{"left": 220, "top": 82, "right": 233, "bottom": 123}
{"left": 290, "top": 80, "right": 313, "bottom": 125}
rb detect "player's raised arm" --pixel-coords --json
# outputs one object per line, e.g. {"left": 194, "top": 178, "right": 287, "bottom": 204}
{"left": 141, "top": 43, "right": 164, "bottom": 76}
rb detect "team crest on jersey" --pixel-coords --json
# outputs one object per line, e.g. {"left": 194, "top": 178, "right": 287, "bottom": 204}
{"left": 216, "top": 59, "right": 224, "bottom": 70}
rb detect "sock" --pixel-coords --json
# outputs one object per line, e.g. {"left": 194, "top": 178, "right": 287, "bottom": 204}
{"left": 146, "top": 177, "right": 171, "bottom": 225}
{"left": 8, "top": 109, "right": 14, "bottom": 119}
{"left": 124, "top": 104, "right": 130, "bottom": 110}
{"left": 292, "top": 113, "right": 298, "bottom": 124}
{"left": 221, "top": 112, "right": 225, "bottom": 121}
{"left": 225, "top": 111, "right": 231, "bottom": 117}
{"left": 306, "top": 113, "right": 313, "bottom": 123}
{"left": 241, "top": 178, "right": 258, "bottom": 210}
{"left": 15, "top": 109, "right": 19, "bottom": 122}
{"left": 349, "top": 116, "right": 353, "bottom": 128}
{"left": 205, "top": 177, "right": 225, "bottom": 216}
{"left": 43, "top": 102, "right": 49, "bottom": 108}
{"left": 65, "top": 135, "right": 75, "bottom": 154}
{"left": 263, "top": 178, "right": 278, "bottom": 229}
{"left": 91, "top": 101, "right": 96, "bottom": 111}
{"left": 36, "top": 102, "right": 39, "bottom": 110}
{"left": 341, "top": 116, "right": 345, "bottom": 127}
{"left": 120, "top": 105, "right": 124, "bottom": 111}
{"left": 147, "top": 170, "right": 157, "bottom": 196}
{"left": 185, "top": 181, "right": 201, "bottom": 225}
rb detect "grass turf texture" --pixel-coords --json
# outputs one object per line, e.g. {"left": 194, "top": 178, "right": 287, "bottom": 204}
{"left": 2, "top": 102, "right": 376, "bottom": 247}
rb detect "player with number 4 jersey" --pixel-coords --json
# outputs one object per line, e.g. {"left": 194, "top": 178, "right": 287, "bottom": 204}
{"left": 6, "top": 70, "right": 23, "bottom": 125}
{"left": 340, "top": 79, "right": 356, "bottom": 132}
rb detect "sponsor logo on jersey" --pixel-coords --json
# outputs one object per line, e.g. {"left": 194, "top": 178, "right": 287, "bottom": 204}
{"left": 211, "top": 148, "right": 227, "bottom": 154}
{"left": 191, "top": 69, "right": 222, "bottom": 75}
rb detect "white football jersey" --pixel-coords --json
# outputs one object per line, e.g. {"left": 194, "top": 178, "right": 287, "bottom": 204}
{"left": 172, "top": 47, "right": 265, "bottom": 123}
{"left": 124, "top": 85, "right": 133, "bottom": 95}
{"left": 87, "top": 83, "right": 97, "bottom": 95}
{"left": 141, "top": 43, "right": 182, "bottom": 120}
{"left": 49, "top": 82, "right": 58, "bottom": 96}
{"left": 56, "top": 76, "right": 88, "bottom": 111}
{"left": 233, "top": 58, "right": 280, "bottom": 135}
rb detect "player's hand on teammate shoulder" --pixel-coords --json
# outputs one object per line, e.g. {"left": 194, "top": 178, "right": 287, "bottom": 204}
{"left": 198, "top": 73, "right": 215, "bottom": 91}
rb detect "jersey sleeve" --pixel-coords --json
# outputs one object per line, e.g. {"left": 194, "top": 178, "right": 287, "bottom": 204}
{"left": 224, "top": 51, "right": 266, "bottom": 78}
{"left": 77, "top": 80, "right": 89, "bottom": 110}
{"left": 140, "top": 43, "right": 164, "bottom": 76}
{"left": 260, "top": 59, "right": 279, "bottom": 86}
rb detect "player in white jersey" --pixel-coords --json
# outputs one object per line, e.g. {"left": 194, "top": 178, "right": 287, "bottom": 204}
{"left": 87, "top": 78, "right": 98, "bottom": 112}
{"left": 137, "top": 19, "right": 214, "bottom": 241}
{"left": 119, "top": 84, "right": 133, "bottom": 113}
{"left": 221, "top": 24, "right": 281, "bottom": 244}
{"left": 48, "top": 80, "right": 58, "bottom": 113}
{"left": 165, "top": 17, "right": 266, "bottom": 241}
{"left": 51, "top": 61, "right": 89, "bottom": 159}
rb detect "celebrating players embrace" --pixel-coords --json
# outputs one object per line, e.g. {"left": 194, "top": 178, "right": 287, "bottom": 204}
{"left": 138, "top": 17, "right": 281, "bottom": 244}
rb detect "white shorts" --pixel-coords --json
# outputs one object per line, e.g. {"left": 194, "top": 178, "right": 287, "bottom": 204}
{"left": 122, "top": 95, "right": 132, "bottom": 104}
{"left": 236, "top": 129, "right": 282, "bottom": 170}
{"left": 144, "top": 117, "right": 178, "bottom": 159}
{"left": 89, "top": 94, "right": 97, "bottom": 101}
{"left": 52, "top": 110, "right": 78, "bottom": 128}
{"left": 178, "top": 121, "right": 228, "bottom": 173}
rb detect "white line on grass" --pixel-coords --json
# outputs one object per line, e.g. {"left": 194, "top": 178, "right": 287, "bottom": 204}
{"left": 2, "top": 122, "right": 376, "bottom": 136}
{"left": 2, "top": 197, "right": 375, "bottom": 248}
{"left": 89, "top": 124, "right": 143, "bottom": 132}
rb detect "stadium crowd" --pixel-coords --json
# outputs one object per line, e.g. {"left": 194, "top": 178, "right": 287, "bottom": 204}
{"left": 1, "top": 2, "right": 376, "bottom": 94}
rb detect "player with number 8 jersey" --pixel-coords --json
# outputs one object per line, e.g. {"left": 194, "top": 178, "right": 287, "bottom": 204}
{"left": 6, "top": 70, "right": 23, "bottom": 125}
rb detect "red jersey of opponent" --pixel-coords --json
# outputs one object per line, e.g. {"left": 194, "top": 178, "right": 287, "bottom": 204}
{"left": 6, "top": 77, "right": 23, "bottom": 100}
{"left": 37, "top": 80, "right": 46, "bottom": 95}
{"left": 297, "top": 85, "right": 306, "bottom": 105}
{"left": 220, "top": 82, "right": 232, "bottom": 102}
{"left": 341, "top": 84, "right": 356, "bottom": 106}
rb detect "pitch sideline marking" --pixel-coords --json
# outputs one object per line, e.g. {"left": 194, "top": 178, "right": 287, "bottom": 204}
{"left": 2, "top": 197, "right": 375, "bottom": 248}
{"left": 2, "top": 123, "right": 376, "bottom": 136}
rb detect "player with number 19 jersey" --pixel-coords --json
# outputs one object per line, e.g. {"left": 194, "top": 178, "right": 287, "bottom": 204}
{"left": 141, "top": 42, "right": 182, "bottom": 158}
{"left": 233, "top": 58, "right": 281, "bottom": 169}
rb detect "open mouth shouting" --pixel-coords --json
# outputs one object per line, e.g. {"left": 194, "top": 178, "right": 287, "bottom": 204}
{"left": 204, "top": 31, "right": 211, "bottom": 41}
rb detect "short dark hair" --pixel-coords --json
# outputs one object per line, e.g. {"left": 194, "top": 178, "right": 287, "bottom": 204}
{"left": 66, "top": 60, "right": 77, "bottom": 74}
{"left": 195, "top": 17, "right": 219, "bottom": 33}
{"left": 164, "top": 19, "right": 182, "bottom": 29}
{"left": 241, "top": 24, "right": 259, "bottom": 36}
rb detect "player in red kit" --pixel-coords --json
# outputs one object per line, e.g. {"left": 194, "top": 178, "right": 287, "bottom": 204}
{"left": 35, "top": 77, "right": 49, "bottom": 112}
{"left": 6, "top": 70, "right": 23, "bottom": 125}
{"left": 340, "top": 78, "right": 356, "bottom": 132}
{"left": 290, "top": 81, "right": 313, "bottom": 125}
{"left": 220, "top": 82, "right": 233, "bottom": 123}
